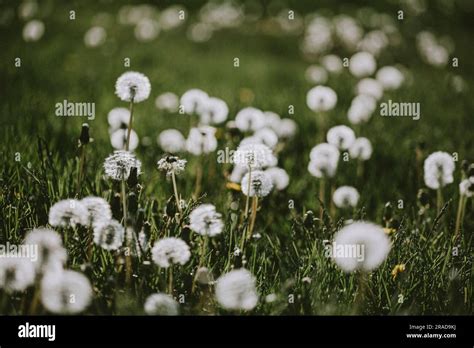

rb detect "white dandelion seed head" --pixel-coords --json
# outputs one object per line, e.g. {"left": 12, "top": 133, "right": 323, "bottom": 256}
{"left": 306, "top": 86, "right": 338, "bottom": 113}
{"left": 189, "top": 204, "right": 224, "bottom": 237}
{"left": 333, "top": 186, "right": 360, "bottom": 208}
{"left": 356, "top": 78, "right": 384, "bottom": 100}
{"left": 80, "top": 197, "right": 112, "bottom": 227}
{"left": 349, "top": 51, "right": 377, "bottom": 78}
{"left": 263, "top": 111, "right": 281, "bottom": 130}
{"left": 332, "top": 221, "right": 391, "bottom": 272}
{"left": 180, "top": 89, "right": 209, "bottom": 114}
{"left": 241, "top": 170, "right": 273, "bottom": 197}
{"left": 151, "top": 237, "right": 191, "bottom": 268}
{"left": 233, "top": 143, "right": 276, "bottom": 169}
{"left": 115, "top": 71, "right": 151, "bottom": 103}
{"left": 215, "top": 268, "right": 258, "bottom": 311}
{"left": 24, "top": 228, "right": 67, "bottom": 272}
{"left": 0, "top": 257, "right": 36, "bottom": 293}
{"left": 376, "top": 66, "right": 404, "bottom": 90}
{"left": 155, "top": 92, "right": 179, "bottom": 113}
{"left": 349, "top": 137, "right": 373, "bottom": 161}
{"left": 229, "top": 164, "right": 248, "bottom": 183}
{"left": 144, "top": 293, "right": 179, "bottom": 315}
{"left": 23, "top": 19, "right": 45, "bottom": 42}
{"left": 321, "top": 54, "right": 343, "bottom": 73}
{"left": 198, "top": 97, "right": 229, "bottom": 125}
{"left": 347, "top": 95, "right": 376, "bottom": 125}
{"left": 459, "top": 178, "right": 474, "bottom": 198}
{"left": 41, "top": 270, "right": 92, "bottom": 314}
{"left": 186, "top": 126, "right": 218, "bottom": 155}
{"left": 239, "top": 136, "right": 263, "bottom": 147}
{"left": 110, "top": 128, "right": 139, "bottom": 151}
{"left": 326, "top": 125, "right": 356, "bottom": 150}
{"left": 308, "top": 143, "right": 340, "bottom": 178}
{"left": 160, "top": 6, "right": 186, "bottom": 30}
{"left": 158, "top": 129, "right": 186, "bottom": 153}
{"left": 103, "top": 150, "right": 142, "bottom": 181}
{"left": 275, "top": 118, "right": 298, "bottom": 139}
{"left": 305, "top": 65, "right": 328, "bottom": 84}
{"left": 84, "top": 26, "right": 106, "bottom": 47}
{"left": 134, "top": 18, "right": 160, "bottom": 42}
{"left": 254, "top": 128, "right": 279, "bottom": 149}
{"left": 157, "top": 155, "right": 187, "bottom": 177}
{"left": 423, "top": 151, "right": 455, "bottom": 190}
{"left": 265, "top": 167, "right": 290, "bottom": 191}
{"left": 93, "top": 219, "right": 124, "bottom": 250}
{"left": 235, "top": 107, "right": 266, "bottom": 132}
{"left": 48, "top": 199, "right": 89, "bottom": 228}
{"left": 107, "top": 107, "right": 130, "bottom": 131}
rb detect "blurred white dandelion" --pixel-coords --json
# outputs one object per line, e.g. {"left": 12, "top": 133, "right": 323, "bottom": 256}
{"left": 308, "top": 143, "right": 340, "bottom": 178}
{"left": 241, "top": 170, "right": 273, "bottom": 197}
{"left": 48, "top": 199, "right": 89, "bottom": 228}
{"left": 115, "top": 71, "right": 151, "bottom": 103}
{"left": 349, "top": 51, "right": 377, "bottom": 78}
{"left": 423, "top": 151, "right": 455, "bottom": 189}
{"left": 265, "top": 167, "right": 290, "bottom": 191}
{"left": 349, "top": 137, "right": 373, "bottom": 161}
{"left": 233, "top": 143, "right": 276, "bottom": 169}
{"left": 376, "top": 66, "right": 404, "bottom": 90}
{"left": 24, "top": 228, "right": 67, "bottom": 272}
{"left": 157, "top": 129, "right": 186, "bottom": 153}
{"left": 306, "top": 86, "right": 337, "bottom": 112}
{"left": 157, "top": 155, "right": 187, "bottom": 177}
{"left": 23, "top": 19, "right": 44, "bottom": 42}
{"left": 155, "top": 92, "right": 179, "bottom": 113}
{"left": 110, "top": 128, "right": 139, "bottom": 151}
{"left": 144, "top": 293, "right": 179, "bottom": 315}
{"left": 215, "top": 268, "right": 258, "bottom": 311}
{"left": 356, "top": 78, "right": 384, "bottom": 100}
{"left": 235, "top": 107, "right": 266, "bottom": 132}
{"left": 151, "top": 237, "right": 191, "bottom": 268}
{"left": 84, "top": 26, "right": 106, "bottom": 47}
{"left": 0, "top": 257, "right": 35, "bottom": 292}
{"left": 180, "top": 89, "right": 209, "bottom": 114}
{"left": 103, "top": 150, "right": 142, "bottom": 181}
{"left": 186, "top": 126, "right": 217, "bottom": 155}
{"left": 198, "top": 97, "right": 229, "bottom": 125}
{"left": 327, "top": 125, "right": 356, "bottom": 150}
{"left": 189, "top": 204, "right": 224, "bottom": 237}
{"left": 107, "top": 107, "right": 130, "bottom": 131}
{"left": 93, "top": 219, "right": 124, "bottom": 250}
{"left": 333, "top": 186, "right": 360, "bottom": 208}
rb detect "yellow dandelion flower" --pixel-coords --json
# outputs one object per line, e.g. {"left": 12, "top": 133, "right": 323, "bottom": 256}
{"left": 391, "top": 264, "right": 406, "bottom": 280}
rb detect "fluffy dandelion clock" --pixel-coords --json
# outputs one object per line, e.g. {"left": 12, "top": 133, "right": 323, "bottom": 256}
{"left": 80, "top": 196, "right": 112, "bottom": 227}
{"left": 215, "top": 269, "right": 258, "bottom": 311}
{"left": 305, "top": 65, "right": 328, "bottom": 84}
{"left": 306, "top": 86, "right": 337, "bottom": 112}
{"left": 229, "top": 164, "right": 248, "bottom": 183}
{"left": 110, "top": 128, "right": 139, "bottom": 151}
{"left": 376, "top": 66, "right": 404, "bottom": 90}
{"left": 326, "top": 125, "right": 356, "bottom": 150}
{"left": 48, "top": 199, "right": 89, "bottom": 228}
{"left": 332, "top": 222, "right": 391, "bottom": 272}
{"left": 134, "top": 18, "right": 160, "bottom": 42}
{"left": 321, "top": 54, "right": 343, "bottom": 73}
{"left": 93, "top": 219, "right": 124, "bottom": 250}
{"left": 349, "top": 51, "right": 377, "bottom": 78}
{"left": 158, "top": 129, "right": 186, "bottom": 153}
{"left": 107, "top": 107, "right": 130, "bottom": 130}
{"left": 23, "top": 19, "right": 45, "bottom": 42}
{"left": 115, "top": 71, "right": 151, "bottom": 103}
{"left": 151, "top": 237, "right": 191, "bottom": 268}
{"left": 24, "top": 228, "right": 67, "bottom": 272}
{"left": 308, "top": 143, "right": 340, "bottom": 178}
{"left": 180, "top": 89, "right": 209, "bottom": 114}
{"left": 233, "top": 143, "right": 276, "bottom": 169}
{"left": 459, "top": 178, "right": 474, "bottom": 198}
{"left": 349, "top": 137, "right": 373, "bottom": 161}
{"left": 265, "top": 167, "right": 290, "bottom": 191}
{"left": 423, "top": 151, "right": 455, "bottom": 189}
{"left": 144, "top": 293, "right": 179, "bottom": 315}
{"left": 275, "top": 118, "right": 298, "bottom": 139}
{"left": 103, "top": 150, "right": 142, "bottom": 181}
{"left": 333, "top": 186, "right": 360, "bottom": 208}
{"left": 84, "top": 26, "right": 107, "bottom": 47}
{"left": 198, "top": 97, "right": 229, "bottom": 125}
{"left": 235, "top": 107, "right": 266, "bottom": 132}
{"left": 155, "top": 92, "right": 179, "bottom": 113}
{"left": 263, "top": 111, "right": 281, "bottom": 129}
{"left": 241, "top": 170, "right": 273, "bottom": 197}
{"left": 41, "top": 270, "right": 92, "bottom": 314}
{"left": 356, "top": 78, "right": 384, "bottom": 100}
{"left": 0, "top": 258, "right": 35, "bottom": 293}
{"left": 348, "top": 94, "right": 376, "bottom": 125}
{"left": 157, "top": 155, "right": 187, "bottom": 177}
{"left": 254, "top": 128, "right": 279, "bottom": 149}
{"left": 189, "top": 204, "right": 224, "bottom": 237}
{"left": 186, "top": 126, "right": 218, "bottom": 155}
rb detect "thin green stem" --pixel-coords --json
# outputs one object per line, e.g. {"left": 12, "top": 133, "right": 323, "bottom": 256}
{"left": 125, "top": 99, "right": 134, "bottom": 151}
{"left": 171, "top": 171, "right": 182, "bottom": 215}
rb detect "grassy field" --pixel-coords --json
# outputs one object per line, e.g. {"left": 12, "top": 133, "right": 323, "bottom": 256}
{"left": 0, "top": 0, "right": 473, "bottom": 315}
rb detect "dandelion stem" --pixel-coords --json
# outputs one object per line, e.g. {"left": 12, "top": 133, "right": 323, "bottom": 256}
{"left": 248, "top": 196, "right": 259, "bottom": 239}
{"left": 244, "top": 166, "right": 252, "bottom": 218}
{"left": 168, "top": 267, "right": 173, "bottom": 294}
{"left": 199, "top": 235, "right": 209, "bottom": 267}
{"left": 354, "top": 271, "right": 367, "bottom": 312}
{"left": 171, "top": 171, "right": 182, "bottom": 215}
{"left": 454, "top": 194, "right": 466, "bottom": 240}
{"left": 125, "top": 99, "right": 135, "bottom": 151}
{"left": 319, "top": 178, "right": 326, "bottom": 219}
{"left": 436, "top": 188, "right": 443, "bottom": 213}
{"left": 76, "top": 145, "right": 86, "bottom": 196}
{"left": 121, "top": 179, "right": 132, "bottom": 286}
{"left": 193, "top": 161, "right": 203, "bottom": 199}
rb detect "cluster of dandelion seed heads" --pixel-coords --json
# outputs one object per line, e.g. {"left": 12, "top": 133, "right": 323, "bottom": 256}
{"left": 144, "top": 293, "right": 179, "bottom": 315}
{"left": 308, "top": 143, "right": 340, "bottom": 178}
{"left": 233, "top": 143, "right": 275, "bottom": 169}
{"left": 24, "top": 228, "right": 67, "bottom": 272}
{"left": 48, "top": 199, "right": 89, "bottom": 228}
{"left": 157, "top": 155, "right": 187, "bottom": 177}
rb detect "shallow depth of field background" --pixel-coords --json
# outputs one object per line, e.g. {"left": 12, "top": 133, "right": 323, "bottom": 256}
{"left": 0, "top": 0, "right": 473, "bottom": 315}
